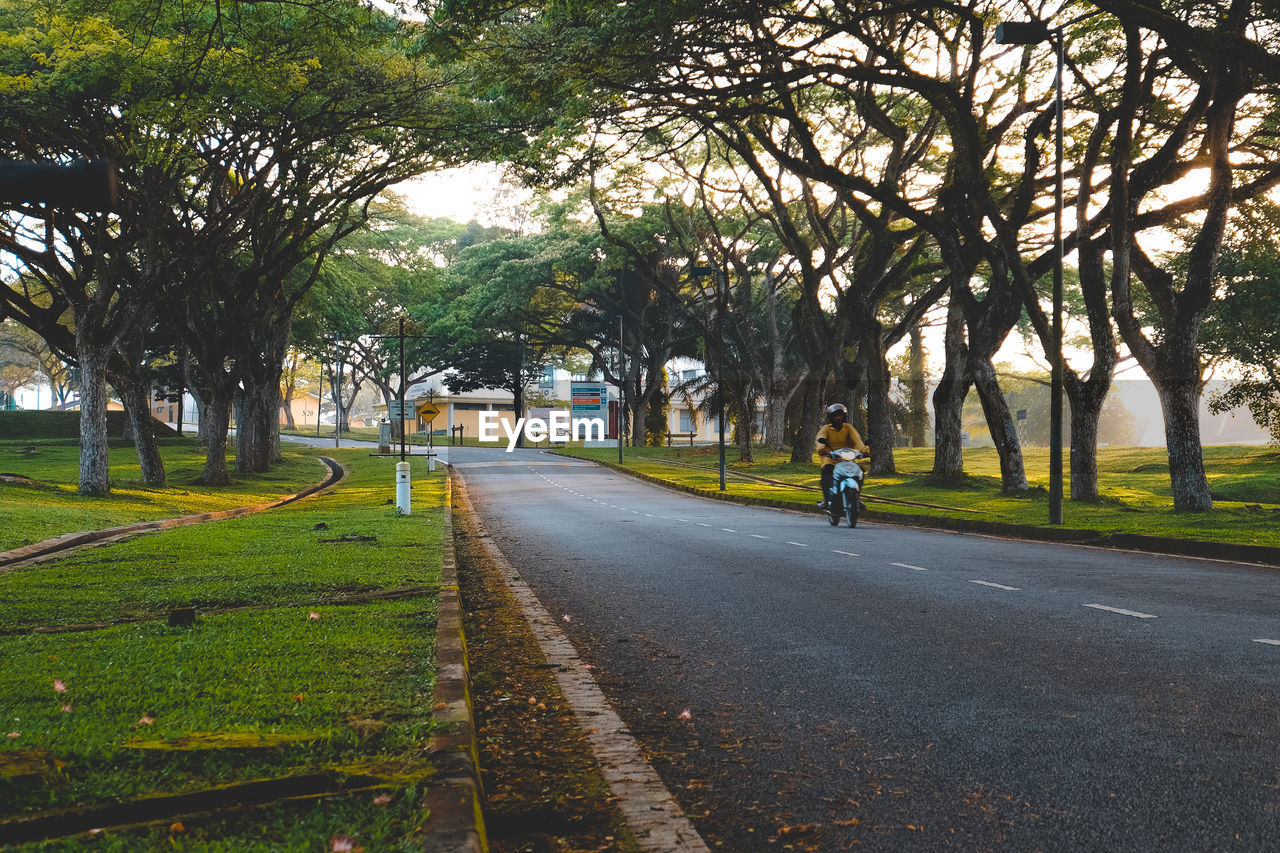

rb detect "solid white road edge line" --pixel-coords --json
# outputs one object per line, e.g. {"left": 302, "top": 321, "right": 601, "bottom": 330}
{"left": 453, "top": 472, "right": 711, "bottom": 853}
{"left": 970, "top": 580, "right": 1020, "bottom": 591}
{"left": 1084, "top": 603, "right": 1157, "bottom": 619}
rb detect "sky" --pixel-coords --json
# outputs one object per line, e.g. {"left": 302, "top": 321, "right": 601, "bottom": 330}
{"left": 392, "top": 164, "right": 530, "bottom": 229}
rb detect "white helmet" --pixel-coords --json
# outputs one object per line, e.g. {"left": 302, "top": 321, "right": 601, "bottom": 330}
{"left": 826, "top": 403, "right": 848, "bottom": 418}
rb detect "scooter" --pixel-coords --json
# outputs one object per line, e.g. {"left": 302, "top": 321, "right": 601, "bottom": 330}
{"left": 827, "top": 447, "right": 868, "bottom": 528}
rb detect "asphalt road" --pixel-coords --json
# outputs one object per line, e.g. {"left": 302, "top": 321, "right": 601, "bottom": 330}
{"left": 454, "top": 446, "right": 1280, "bottom": 851}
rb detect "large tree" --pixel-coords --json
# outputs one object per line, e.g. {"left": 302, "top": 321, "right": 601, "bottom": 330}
{"left": 2, "top": 0, "right": 490, "bottom": 487}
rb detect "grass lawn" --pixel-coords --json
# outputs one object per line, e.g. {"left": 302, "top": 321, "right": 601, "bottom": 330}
{"left": 0, "top": 437, "right": 327, "bottom": 552}
{"left": 0, "top": 449, "right": 447, "bottom": 850}
{"left": 561, "top": 444, "right": 1280, "bottom": 549}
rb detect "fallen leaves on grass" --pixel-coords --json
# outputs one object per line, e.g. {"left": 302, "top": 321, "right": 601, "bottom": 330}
{"left": 53, "top": 679, "right": 67, "bottom": 693}
{"left": 329, "top": 834, "right": 364, "bottom": 852}
{"left": 136, "top": 715, "right": 155, "bottom": 726}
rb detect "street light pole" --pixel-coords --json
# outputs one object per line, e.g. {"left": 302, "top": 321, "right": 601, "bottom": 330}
{"left": 618, "top": 313, "right": 624, "bottom": 465}
{"left": 333, "top": 334, "right": 342, "bottom": 450}
{"left": 716, "top": 267, "right": 727, "bottom": 492}
{"left": 399, "top": 317, "right": 407, "bottom": 463}
{"left": 997, "top": 19, "right": 1065, "bottom": 524}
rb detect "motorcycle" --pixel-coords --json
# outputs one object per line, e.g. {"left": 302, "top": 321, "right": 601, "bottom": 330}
{"left": 827, "top": 447, "right": 868, "bottom": 528}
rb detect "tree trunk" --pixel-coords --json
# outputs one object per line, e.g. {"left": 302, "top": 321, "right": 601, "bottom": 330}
{"left": 762, "top": 271, "right": 792, "bottom": 452}
{"left": 235, "top": 384, "right": 273, "bottom": 473}
{"left": 237, "top": 320, "right": 289, "bottom": 471}
{"left": 76, "top": 344, "right": 112, "bottom": 495}
{"left": 970, "top": 355, "right": 1028, "bottom": 493}
{"left": 734, "top": 392, "right": 754, "bottom": 462}
{"left": 789, "top": 373, "right": 825, "bottom": 463}
{"left": 931, "top": 298, "right": 967, "bottom": 478}
{"left": 908, "top": 322, "right": 928, "bottom": 447}
{"left": 1065, "top": 377, "right": 1100, "bottom": 502}
{"left": 199, "top": 391, "right": 233, "bottom": 485}
{"left": 863, "top": 323, "right": 897, "bottom": 475}
{"left": 280, "top": 383, "right": 297, "bottom": 430}
{"left": 1157, "top": 375, "right": 1214, "bottom": 511}
{"left": 114, "top": 371, "right": 166, "bottom": 487}
{"left": 1063, "top": 364, "right": 1117, "bottom": 501}
{"left": 763, "top": 388, "right": 789, "bottom": 452}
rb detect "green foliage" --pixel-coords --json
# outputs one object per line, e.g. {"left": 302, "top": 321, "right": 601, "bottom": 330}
{"left": 1203, "top": 200, "right": 1280, "bottom": 444}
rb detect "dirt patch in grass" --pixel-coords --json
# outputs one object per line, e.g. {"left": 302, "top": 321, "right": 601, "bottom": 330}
{"left": 453, "top": 506, "right": 637, "bottom": 853}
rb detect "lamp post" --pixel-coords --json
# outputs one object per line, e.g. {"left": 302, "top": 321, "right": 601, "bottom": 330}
{"left": 690, "top": 264, "right": 726, "bottom": 491}
{"left": 617, "top": 312, "right": 624, "bottom": 465}
{"left": 996, "top": 19, "right": 1065, "bottom": 525}
{"left": 715, "top": 267, "right": 727, "bottom": 492}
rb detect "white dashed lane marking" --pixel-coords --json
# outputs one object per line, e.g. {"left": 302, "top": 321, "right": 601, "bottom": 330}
{"left": 531, "top": 470, "right": 1280, "bottom": 651}
{"left": 1084, "top": 604, "right": 1157, "bottom": 619}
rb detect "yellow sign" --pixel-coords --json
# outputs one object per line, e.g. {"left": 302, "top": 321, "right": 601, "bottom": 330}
{"left": 416, "top": 401, "right": 440, "bottom": 423}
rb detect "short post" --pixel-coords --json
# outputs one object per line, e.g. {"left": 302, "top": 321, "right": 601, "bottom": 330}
{"left": 396, "top": 460, "right": 411, "bottom": 515}
{"left": 428, "top": 452, "right": 436, "bottom": 473}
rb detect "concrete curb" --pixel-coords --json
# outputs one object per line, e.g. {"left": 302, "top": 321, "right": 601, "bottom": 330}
{"left": 421, "top": 468, "right": 487, "bottom": 853}
{"left": 0, "top": 456, "right": 346, "bottom": 571}
{"left": 564, "top": 454, "right": 1280, "bottom": 569}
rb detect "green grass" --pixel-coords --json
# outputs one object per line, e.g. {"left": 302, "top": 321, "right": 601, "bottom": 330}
{"left": 0, "top": 438, "right": 326, "bottom": 552}
{"left": 0, "top": 450, "right": 447, "bottom": 849}
{"left": 560, "top": 444, "right": 1280, "bottom": 548}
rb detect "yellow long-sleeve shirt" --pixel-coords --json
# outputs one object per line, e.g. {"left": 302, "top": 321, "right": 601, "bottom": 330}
{"left": 814, "top": 422, "right": 868, "bottom": 467}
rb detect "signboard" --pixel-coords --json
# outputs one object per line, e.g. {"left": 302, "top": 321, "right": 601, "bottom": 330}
{"left": 416, "top": 401, "right": 440, "bottom": 424}
{"left": 386, "top": 401, "right": 406, "bottom": 419}
{"left": 570, "top": 382, "right": 609, "bottom": 419}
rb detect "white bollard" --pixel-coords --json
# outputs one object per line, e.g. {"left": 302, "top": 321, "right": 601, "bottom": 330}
{"left": 428, "top": 452, "right": 436, "bottom": 472}
{"left": 396, "top": 461, "right": 411, "bottom": 515}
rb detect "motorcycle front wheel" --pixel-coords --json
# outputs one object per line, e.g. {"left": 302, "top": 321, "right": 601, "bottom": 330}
{"left": 845, "top": 491, "right": 859, "bottom": 528}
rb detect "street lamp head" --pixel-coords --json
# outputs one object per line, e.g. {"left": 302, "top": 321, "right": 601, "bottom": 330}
{"left": 995, "top": 20, "right": 1053, "bottom": 45}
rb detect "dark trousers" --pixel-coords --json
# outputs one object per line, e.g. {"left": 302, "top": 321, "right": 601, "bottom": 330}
{"left": 820, "top": 464, "right": 834, "bottom": 495}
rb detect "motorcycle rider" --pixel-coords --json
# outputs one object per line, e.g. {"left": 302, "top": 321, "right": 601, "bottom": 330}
{"left": 815, "top": 403, "right": 869, "bottom": 508}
